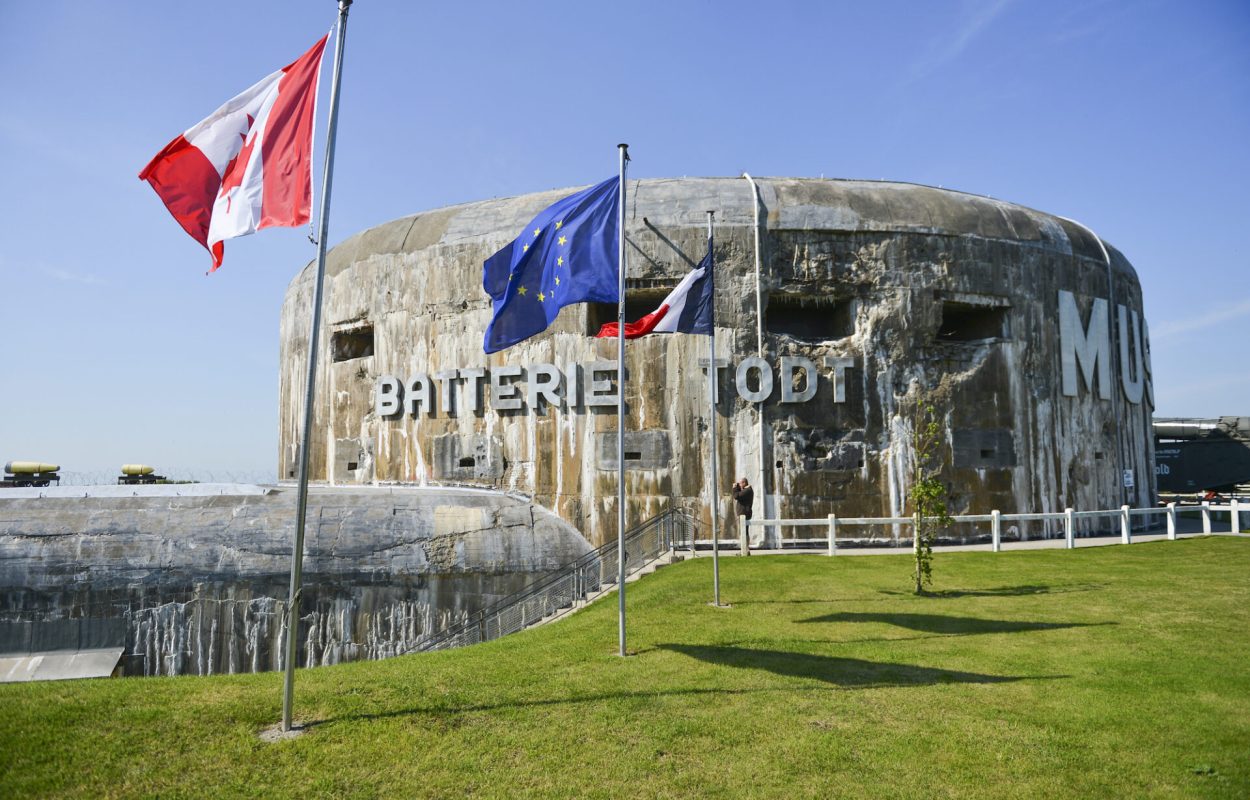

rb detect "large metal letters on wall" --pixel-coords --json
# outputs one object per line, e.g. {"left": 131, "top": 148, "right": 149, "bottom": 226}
{"left": 1058, "top": 289, "right": 1153, "bottom": 406}
{"left": 375, "top": 290, "right": 1149, "bottom": 419}
{"left": 375, "top": 356, "right": 857, "bottom": 418}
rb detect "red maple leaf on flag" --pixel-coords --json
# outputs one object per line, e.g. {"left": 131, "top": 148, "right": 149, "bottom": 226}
{"left": 217, "top": 114, "right": 258, "bottom": 213}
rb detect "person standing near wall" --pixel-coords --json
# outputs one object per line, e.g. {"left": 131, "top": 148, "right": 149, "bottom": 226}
{"left": 733, "top": 478, "right": 755, "bottom": 551}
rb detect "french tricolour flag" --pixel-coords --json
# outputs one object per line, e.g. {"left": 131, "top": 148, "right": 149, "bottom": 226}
{"left": 139, "top": 35, "right": 328, "bottom": 271}
{"left": 596, "top": 245, "right": 715, "bottom": 338}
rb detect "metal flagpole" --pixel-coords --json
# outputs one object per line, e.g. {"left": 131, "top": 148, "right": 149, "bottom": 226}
{"left": 281, "top": 0, "right": 352, "bottom": 733}
{"left": 742, "top": 173, "right": 767, "bottom": 551}
{"left": 616, "top": 143, "right": 629, "bottom": 657}
{"left": 706, "top": 211, "right": 721, "bottom": 606}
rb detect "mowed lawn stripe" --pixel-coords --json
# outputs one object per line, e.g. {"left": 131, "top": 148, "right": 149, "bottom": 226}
{"left": 1, "top": 537, "right": 1246, "bottom": 799}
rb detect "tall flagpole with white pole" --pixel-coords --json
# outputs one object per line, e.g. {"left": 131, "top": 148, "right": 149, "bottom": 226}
{"left": 706, "top": 210, "right": 721, "bottom": 607}
{"left": 616, "top": 143, "right": 629, "bottom": 657}
{"left": 281, "top": 0, "right": 352, "bottom": 733}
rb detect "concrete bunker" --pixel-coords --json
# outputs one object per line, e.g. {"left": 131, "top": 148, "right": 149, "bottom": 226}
{"left": 280, "top": 177, "right": 1155, "bottom": 545}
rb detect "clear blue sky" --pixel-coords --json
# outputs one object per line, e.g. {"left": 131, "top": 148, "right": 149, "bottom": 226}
{"left": 2, "top": 0, "right": 1246, "bottom": 483}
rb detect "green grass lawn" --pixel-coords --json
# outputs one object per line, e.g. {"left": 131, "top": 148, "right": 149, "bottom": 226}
{"left": 3, "top": 537, "right": 1248, "bottom": 799}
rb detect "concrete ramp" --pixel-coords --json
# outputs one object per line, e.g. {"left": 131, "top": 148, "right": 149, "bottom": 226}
{"left": 0, "top": 648, "right": 123, "bottom": 682}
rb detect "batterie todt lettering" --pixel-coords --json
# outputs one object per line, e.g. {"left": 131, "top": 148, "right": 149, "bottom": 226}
{"left": 374, "top": 356, "right": 861, "bottom": 417}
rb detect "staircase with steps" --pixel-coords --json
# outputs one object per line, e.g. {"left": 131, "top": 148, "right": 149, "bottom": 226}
{"left": 531, "top": 549, "right": 685, "bottom": 630}
{"left": 406, "top": 509, "right": 693, "bottom": 653}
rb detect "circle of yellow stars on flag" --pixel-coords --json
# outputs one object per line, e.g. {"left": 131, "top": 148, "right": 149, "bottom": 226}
{"left": 545, "top": 220, "right": 568, "bottom": 303}
{"left": 512, "top": 219, "right": 571, "bottom": 304}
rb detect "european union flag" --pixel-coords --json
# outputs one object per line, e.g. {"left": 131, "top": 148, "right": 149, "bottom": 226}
{"left": 483, "top": 176, "right": 619, "bottom": 353}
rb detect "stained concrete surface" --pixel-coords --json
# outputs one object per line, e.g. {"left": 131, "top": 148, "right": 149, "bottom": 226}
{"left": 279, "top": 177, "right": 1155, "bottom": 548}
{"left": 0, "top": 485, "right": 592, "bottom": 676}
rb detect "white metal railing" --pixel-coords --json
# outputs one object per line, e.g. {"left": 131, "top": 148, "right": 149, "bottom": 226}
{"left": 406, "top": 509, "right": 691, "bottom": 653}
{"left": 739, "top": 498, "right": 1247, "bottom": 555}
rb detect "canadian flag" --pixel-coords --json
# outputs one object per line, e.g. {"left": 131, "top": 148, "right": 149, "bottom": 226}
{"left": 139, "top": 35, "right": 328, "bottom": 271}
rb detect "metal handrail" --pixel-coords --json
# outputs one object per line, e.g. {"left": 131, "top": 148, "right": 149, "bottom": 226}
{"left": 405, "top": 508, "right": 692, "bottom": 654}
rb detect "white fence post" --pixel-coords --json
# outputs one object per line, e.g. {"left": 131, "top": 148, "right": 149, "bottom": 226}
{"left": 827, "top": 514, "right": 837, "bottom": 556}
{"left": 991, "top": 509, "right": 1001, "bottom": 553}
{"left": 740, "top": 516, "right": 751, "bottom": 556}
{"left": 1201, "top": 502, "right": 1212, "bottom": 535}
{"left": 1120, "top": 505, "right": 1131, "bottom": 544}
{"left": 1065, "top": 508, "right": 1075, "bottom": 549}
{"left": 1232, "top": 499, "right": 1242, "bottom": 534}
{"left": 1166, "top": 502, "right": 1177, "bottom": 540}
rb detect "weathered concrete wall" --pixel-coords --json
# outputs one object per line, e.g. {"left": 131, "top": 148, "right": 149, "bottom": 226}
{"left": 279, "top": 178, "right": 1154, "bottom": 545}
{"left": 0, "top": 486, "right": 591, "bottom": 675}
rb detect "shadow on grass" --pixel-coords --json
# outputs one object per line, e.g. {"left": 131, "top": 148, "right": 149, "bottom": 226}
{"left": 733, "top": 597, "right": 896, "bottom": 606}
{"left": 796, "top": 612, "right": 1114, "bottom": 636}
{"left": 736, "top": 585, "right": 1106, "bottom": 606}
{"left": 657, "top": 643, "right": 1049, "bottom": 687}
{"left": 311, "top": 689, "right": 757, "bottom": 728}
{"left": 877, "top": 583, "right": 1104, "bottom": 599}
{"left": 320, "top": 650, "right": 1055, "bottom": 728}
{"left": 320, "top": 679, "right": 1005, "bottom": 729}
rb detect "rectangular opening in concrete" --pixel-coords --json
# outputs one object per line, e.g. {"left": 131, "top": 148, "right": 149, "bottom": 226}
{"left": 766, "top": 295, "right": 853, "bottom": 342}
{"left": 938, "top": 302, "right": 1008, "bottom": 341}
{"left": 347, "top": 462, "right": 358, "bottom": 471}
{"left": 586, "top": 287, "right": 671, "bottom": 335}
{"left": 431, "top": 434, "right": 506, "bottom": 481}
{"left": 953, "top": 429, "right": 1017, "bottom": 468}
{"left": 332, "top": 325, "right": 374, "bottom": 362}
{"left": 596, "top": 431, "right": 672, "bottom": 470}
{"left": 287, "top": 445, "right": 300, "bottom": 481}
